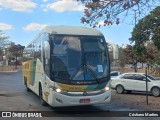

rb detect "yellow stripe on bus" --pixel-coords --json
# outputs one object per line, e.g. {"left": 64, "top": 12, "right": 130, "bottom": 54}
{"left": 22, "top": 61, "right": 32, "bottom": 86}
{"left": 57, "top": 83, "right": 88, "bottom": 92}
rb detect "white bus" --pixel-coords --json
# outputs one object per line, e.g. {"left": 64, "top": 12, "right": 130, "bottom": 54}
{"left": 22, "top": 26, "right": 111, "bottom": 107}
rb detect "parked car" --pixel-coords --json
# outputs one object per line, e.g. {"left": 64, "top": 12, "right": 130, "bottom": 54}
{"left": 110, "top": 71, "right": 121, "bottom": 78}
{"left": 110, "top": 73, "right": 160, "bottom": 97}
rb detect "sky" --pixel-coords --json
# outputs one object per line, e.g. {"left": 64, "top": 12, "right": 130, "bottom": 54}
{"left": 0, "top": 0, "right": 144, "bottom": 47}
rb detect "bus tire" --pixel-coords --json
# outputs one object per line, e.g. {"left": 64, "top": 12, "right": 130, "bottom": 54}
{"left": 26, "top": 87, "right": 31, "bottom": 92}
{"left": 24, "top": 77, "right": 31, "bottom": 92}
{"left": 39, "top": 85, "right": 47, "bottom": 106}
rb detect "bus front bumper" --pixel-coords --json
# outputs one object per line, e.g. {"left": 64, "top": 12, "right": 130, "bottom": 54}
{"left": 48, "top": 89, "right": 111, "bottom": 107}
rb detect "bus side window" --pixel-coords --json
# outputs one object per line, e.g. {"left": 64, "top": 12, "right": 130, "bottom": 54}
{"left": 31, "top": 43, "right": 35, "bottom": 59}
{"left": 43, "top": 41, "right": 50, "bottom": 77}
{"left": 33, "top": 35, "right": 42, "bottom": 61}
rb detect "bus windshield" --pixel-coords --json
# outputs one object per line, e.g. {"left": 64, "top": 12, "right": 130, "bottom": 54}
{"left": 50, "top": 35, "right": 109, "bottom": 83}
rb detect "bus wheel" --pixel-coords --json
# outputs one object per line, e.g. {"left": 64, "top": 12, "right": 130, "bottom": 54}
{"left": 24, "top": 77, "right": 31, "bottom": 92}
{"left": 39, "top": 85, "right": 47, "bottom": 106}
{"left": 26, "top": 87, "right": 31, "bottom": 92}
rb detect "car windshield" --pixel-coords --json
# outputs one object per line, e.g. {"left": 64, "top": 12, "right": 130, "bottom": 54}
{"left": 143, "top": 74, "right": 156, "bottom": 80}
{"left": 111, "top": 72, "right": 119, "bottom": 76}
{"left": 50, "top": 35, "right": 109, "bottom": 83}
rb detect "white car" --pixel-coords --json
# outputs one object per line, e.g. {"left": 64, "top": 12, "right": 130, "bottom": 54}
{"left": 110, "top": 71, "right": 121, "bottom": 78}
{"left": 111, "top": 73, "right": 160, "bottom": 97}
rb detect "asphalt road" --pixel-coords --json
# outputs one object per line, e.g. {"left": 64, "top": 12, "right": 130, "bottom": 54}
{"left": 0, "top": 71, "right": 159, "bottom": 120}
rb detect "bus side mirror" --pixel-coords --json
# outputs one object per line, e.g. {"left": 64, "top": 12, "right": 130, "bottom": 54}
{"left": 44, "top": 41, "right": 50, "bottom": 59}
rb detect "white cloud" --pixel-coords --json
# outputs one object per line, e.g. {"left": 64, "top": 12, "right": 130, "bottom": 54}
{"left": 98, "top": 21, "right": 105, "bottom": 26}
{"left": 23, "top": 23, "right": 48, "bottom": 31}
{"left": 0, "top": 23, "right": 13, "bottom": 30}
{"left": 44, "top": 0, "right": 84, "bottom": 12}
{"left": 0, "top": 0, "right": 37, "bottom": 12}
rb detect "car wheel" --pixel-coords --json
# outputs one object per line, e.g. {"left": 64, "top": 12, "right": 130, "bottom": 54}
{"left": 39, "top": 85, "right": 47, "bottom": 106}
{"left": 116, "top": 85, "right": 124, "bottom": 94}
{"left": 152, "top": 87, "right": 160, "bottom": 97}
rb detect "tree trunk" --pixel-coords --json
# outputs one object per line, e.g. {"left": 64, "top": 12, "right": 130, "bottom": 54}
{"left": 134, "top": 62, "right": 137, "bottom": 72}
{"left": 15, "top": 56, "right": 17, "bottom": 69}
{"left": 142, "top": 63, "right": 143, "bottom": 68}
{"left": 134, "top": 66, "right": 137, "bottom": 72}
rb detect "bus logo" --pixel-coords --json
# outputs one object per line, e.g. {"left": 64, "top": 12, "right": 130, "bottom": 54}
{"left": 83, "top": 91, "right": 87, "bottom": 96}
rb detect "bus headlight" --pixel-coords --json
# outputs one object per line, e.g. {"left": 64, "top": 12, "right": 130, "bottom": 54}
{"left": 50, "top": 86, "right": 63, "bottom": 93}
{"left": 55, "top": 88, "right": 62, "bottom": 93}
{"left": 104, "top": 86, "right": 110, "bottom": 91}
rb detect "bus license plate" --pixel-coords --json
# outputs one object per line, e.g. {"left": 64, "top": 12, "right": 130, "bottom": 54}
{"left": 79, "top": 99, "right": 90, "bottom": 103}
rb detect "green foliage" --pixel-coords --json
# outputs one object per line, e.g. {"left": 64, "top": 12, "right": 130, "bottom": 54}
{"left": 130, "top": 6, "right": 160, "bottom": 68}
{"left": 5, "top": 52, "right": 14, "bottom": 61}
{"left": 0, "top": 30, "right": 9, "bottom": 43}
{"left": 130, "top": 6, "right": 160, "bottom": 50}
{"left": 0, "top": 30, "right": 9, "bottom": 61}
{"left": 150, "top": 7, "right": 160, "bottom": 50}
{"left": 119, "top": 45, "right": 135, "bottom": 64}
{"left": 119, "top": 44, "right": 147, "bottom": 72}
{"left": 8, "top": 44, "right": 25, "bottom": 57}
{"left": 0, "top": 48, "right": 2, "bottom": 61}
{"left": 8, "top": 44, "right": 25, "bottom": 69}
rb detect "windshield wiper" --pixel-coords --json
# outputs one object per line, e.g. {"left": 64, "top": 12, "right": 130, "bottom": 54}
{"left": 80, "top": 40, "right": 100, "bottom": 82}
{"left": 70, "top": 62, "right": 98, "bottom": 82}
{"left": 82, "top": 63, "right": 98, "bottom": 80}
{"left": 81, "top": 53, "right": 101, "bottom": 83}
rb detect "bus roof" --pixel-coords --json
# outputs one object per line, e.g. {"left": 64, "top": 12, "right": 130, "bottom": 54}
{"left": 41, "top": 26, "right": 103, "bottom": 36}
{"left": 26, "top": 26, "right": 104, "bottom": 47}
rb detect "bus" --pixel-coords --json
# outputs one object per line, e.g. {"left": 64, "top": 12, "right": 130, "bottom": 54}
{"left": 22, "top": 26, "right": 111, "bottom": 107}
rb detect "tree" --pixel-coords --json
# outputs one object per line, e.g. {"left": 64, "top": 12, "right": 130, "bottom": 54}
{"left": 149, "top": 7, "right": 160, "bottom": 50}
{"left": 8, "top": 44, "right": 25, "bottom": 69}
{"left": 118, "top": 44, "right": 143, "bottom": 72}
{"left": 130, "top": 6, "right": 160, "bottom": 50}
{"left": 0, "top": 30, "right": 8, "bottom": 44}
{"left": 0, "top": 30, "right": 9, "bottom": 62}
{"left": 108, "top": 48, "right": 114, "bottom": 65}
{"left": 78, "top": 0, "right": 158, "bottom": 27}
{"left": 145, "top": 43, "right": 160, "bottom": 74}
{"left": 0, "top": 48, "right": 2, "bottom": 61}
{"left": 118, "top": 47, "right": 128, "bottom": 72}
{"left": 130, "top": 6, "right": 160, "bottom": 72}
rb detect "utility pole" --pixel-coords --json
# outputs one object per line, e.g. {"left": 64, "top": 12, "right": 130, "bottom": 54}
{"left": 145, "top": 65, "right": 148, "bottom": 105}
{"left": 133, "top": 9, "right": 138, "bottom": 72}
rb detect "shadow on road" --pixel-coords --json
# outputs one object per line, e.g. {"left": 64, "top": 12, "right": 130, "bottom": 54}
{"left": 120, "top": 91, "right": 153, "bottom": 97}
